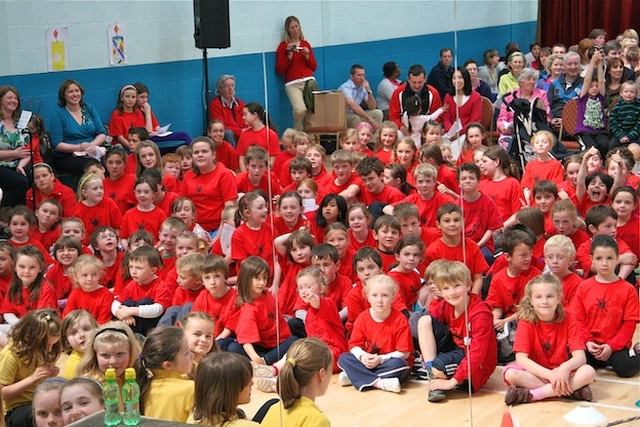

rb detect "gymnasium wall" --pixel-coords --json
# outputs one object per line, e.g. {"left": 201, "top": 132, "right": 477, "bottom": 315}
{"left": 0, "top": 0, "right": 537, "bottom": 138}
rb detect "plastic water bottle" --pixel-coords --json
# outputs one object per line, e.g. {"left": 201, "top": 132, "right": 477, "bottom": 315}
{"left": 122, "top": 368, "right": 141, "bottom": 426}
{"left": 103, "top": 368, "right": 122, "bottom": 426}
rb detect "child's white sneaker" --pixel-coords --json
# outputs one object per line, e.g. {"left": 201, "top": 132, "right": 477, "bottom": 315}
{"left": 378, "top": 378, "right": 401, "bottom": 393}
{"left": 251, "top": 361, "right": 276, "bottom": 378}
{"left": 338, "top": 371, "right": 352, "bottom": 386}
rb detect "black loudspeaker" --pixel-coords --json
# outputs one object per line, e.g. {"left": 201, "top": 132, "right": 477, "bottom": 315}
{"left": 194, "top": 0, "right": 230, "bottom": 49}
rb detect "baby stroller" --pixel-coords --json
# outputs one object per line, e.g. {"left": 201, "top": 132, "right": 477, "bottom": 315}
{"left": 503, "top": 94, "right": 569, "bottom": 173}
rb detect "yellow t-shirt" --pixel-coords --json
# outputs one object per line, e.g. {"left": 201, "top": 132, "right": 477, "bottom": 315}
{"left": 62, "top": 350, "right": 83, "bottom": 380}
{"left": 186, "top": 412, "right": 259, "bottom": 427}
{"left": 261, "top": 396, "right": 330, "bottom": 427}
{"left": 0, "top": 344, "right": 39, "bottom": 412}
{"left": 142, "top": 370, "right": 194, "bottom": 423}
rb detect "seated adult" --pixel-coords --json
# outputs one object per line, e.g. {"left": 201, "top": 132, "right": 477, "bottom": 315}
{"left": 536, "top": 53, "right": 564, "bottom": 92}
{"left": 134, "top": 82, "right": 192, "bottom": 146}
{"left": 427, "top": 48, "right": 454, "bottom": 101}
{"left": 376, "top": 61, "right": 402, "bottom": 119}
{"left": 497, "top": 68, "right": 550, "bottom": 136}
{"left": 338, "top": 64, "right": 383, "bottom": 129}
{"left": 442, "top": 67, "right": 482, "bottom": 134}
{"left": 605, "top": 58, "right": 625, "bottom": 109}
{"left": 477, "top": 49, "right": 501, "bottom": 96}
{"left": 388, "top": 64, "right": 442, "bottom": 136}
{"left": 498, "top": 51, "right": 526, "bottom": 96}
{"left": 49, "top": 79, "right": 107, "bottom": 177}
{"left": 547, "top": 51, "right": 583, "bottom": 130}
{"left": 577, "top": 38, "right": 595, "bottom": 71}
{"left": 0, "top": 85, "right": 30, "bottom": 206}
{"left": 464, "top": 59, "right": 494, "bottom": 101}
{"left": 208, "top": 74, "right": 247, "bottom": 147}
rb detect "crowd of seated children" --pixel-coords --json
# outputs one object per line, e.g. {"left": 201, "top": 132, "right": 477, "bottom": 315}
{"left": 1, "top": 29, "right": 639, "bottom": 424}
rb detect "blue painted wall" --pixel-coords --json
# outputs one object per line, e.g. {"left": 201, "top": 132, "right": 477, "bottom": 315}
{"left": 2, "top": 21, "right": 536, "bottom": 141}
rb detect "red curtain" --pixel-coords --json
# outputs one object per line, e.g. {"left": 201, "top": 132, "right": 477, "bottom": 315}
{"left": 538, "top": 0, "right": 640, "bottom": 47}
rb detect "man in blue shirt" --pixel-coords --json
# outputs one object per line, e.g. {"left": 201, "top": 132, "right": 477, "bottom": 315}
{"left": 339, "top": 64, "right": 383, "bottom": 129}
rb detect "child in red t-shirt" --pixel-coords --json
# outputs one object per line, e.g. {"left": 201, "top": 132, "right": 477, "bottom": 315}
{"left": 90, "top": 226, "right": 123, "bottom": 291}
{"left": 176, "top": 312, "right": 216, "bottom": 367}
{"left": 419, "top": 143, "right": 459, "bottom": 195}
{"left": 373, "top": 121, "right": 398, "bottom": 165}
{"left": 344, "top": 247, "right": 383, "bottom": 337}
{"left": 279, "top": 131, "right": 311, "bottom": 187}
{"left": 32, "top": 199, "right": 62, "bottom": 255}
{"left": 7, "top": 206, "right": 54, "bottom": 267}
{"left": 228, "top": 256, "right": 297, "bottom": 365}
{"left": 392, "top": 138, "right": 418, "bottom": 186}
{"left": 171, "top": 197, "right": 212, "bottom": 251}
{"left": 392, "top": 202, "right": 441, "bottom": 273}
{"left": 575, "top": 147, "right": 622, "bottom": 216}
{"left": 235, "top": 146, "right": 282, "bottom": 198}
{"left": 346, "top": 204, "right": 375, "bottom": 252}
{"left": 324, "top": 224, "right": 356, "bottom": 282}
{"left": 557, "top": 154, "right": 581, "bottom": 205}
{"left": 424, "top": 204, "right": 489, "bottom": 295}
{"left": 0, "top": 245, "right": 57, "bottom": 325}
{"left": 63, "top": 255, "right": 114, "bottom": 324}
{"left": 337, "top": 274, "right": 412, "bottom": 393}
{"left": 111, "top": 246, "right": 171, "bottom": 335}
{"left": 236, "top": 102, "right": 280, "bottom": 172}
{"left": 156, "top": 217, "right": 188, "bottom": 276}
{"left": 274, "top": 230, "right": 315, "bottom": 318}
{"left": 548, "top": 200, "right": 590, "bottom": 249}
{"left": 456, "top": 162, "right": 502, "bottom": 266}
{"left": 46, "top": 236, "right": 82, "bottom": 304}
{"left": 571, "top": 235, "right": 640, "bottom": 378}
{"left": 388, "top": 236, "right": 424, "bottom": 311}
{"left": 416, "top": 260, "right": 497, "bottom": 402}
{"left": 503, "top": 274, "right": 596, "bottom": 404}
{"left": 575, "top": 205, "right": 637, "bottom": 280}
{"left": 544, "top": 235, "right": 582, "bottom": 307}
{"left": 309, "top": 244, "right": 352, "bottom": 320}
{"left": 272, "top": 191, "right": 310, "bottom": 238}
{"left": 120, "top": 176, "right": 168, "bottom": 249}
{"left": 372, "top": 215, "right": 402, "bottom": 272}
{"left": 60, "top": 218, "right": 89, "bottom": 251}
{"left": 231, "top": 191, "right": 276, "bottom": 274}
{"left": 207, "top": 120, "right": 239, "bottom": 172}
{"left": 325, "top": 150, "right": 362, "bottom": 204}
{"left": 356, "top": 156, "right": 405, "bottom": 207}
{"left": 311, "top": 194, "right": 347, "bottom": 245}
{"left": 304, "top": 144, "right": 333, "bottom": 188}
{"left": 295, "top": 266, "right": 348, "bottom": 373}
{"left": 612, "top": 186, "right": 640, "bottom": 259}
{"left": 0, "top": 242, "right": 15, "bottom": 301}
{"left": 486, "top": 228, "right": 542, "bottom": 333}
{"left": 280, "top": 157, "right": 313, "bottom": 195}
{"left": 103, "top": 146, "right": 136, "bottom": 215}
{"left": 521, "top": 130, "right": 565, "bottom": 204}
{"left": 190, "top": 255, "right": 240, "bottom": 351}
{"left": 158, "top": 253, "right": 206, "bottom": 327}
{"left": 74, "top": 174, "right": 123, "bottom": 242}
{"left": 531, "top": 180, "right": 558, "bottom": 233}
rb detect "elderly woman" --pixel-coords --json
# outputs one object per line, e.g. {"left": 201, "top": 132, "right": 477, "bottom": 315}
{"left": 497, "top": 68, "right": 550, "bottom": 136}
{"left": 276, "top": 16, "right": 317, "bottom": 131}
{"left": 498, "top": 51, "right": 526, "bottom": 96}
{"left": 0, "top": 85, "right": 31, "bottom": 206}
{"left": 208, "top": 74, "right": 247, "bottom": 147}
{"left": 49, "top": 79, "right": 106, "bottom": 177}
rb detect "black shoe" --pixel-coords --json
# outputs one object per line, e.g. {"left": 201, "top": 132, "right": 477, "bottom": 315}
{"left": 428, "top": 389, "right": 447, "bottom": 402}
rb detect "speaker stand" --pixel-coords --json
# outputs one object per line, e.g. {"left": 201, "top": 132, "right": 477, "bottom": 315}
{"left": 202, "top": 47, "right": 211, "bottom": 135}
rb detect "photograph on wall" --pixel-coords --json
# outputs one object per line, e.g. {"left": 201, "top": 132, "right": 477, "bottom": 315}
{"left": 46, "top": 27, "right": 68, "bottom": 72}
{"left": 108, "top": 22, "right": 127, "bottom": 66}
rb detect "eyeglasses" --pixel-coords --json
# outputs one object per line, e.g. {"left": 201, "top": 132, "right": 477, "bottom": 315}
{"left": 98, "top": 233, "right": 117, "bottom": 240}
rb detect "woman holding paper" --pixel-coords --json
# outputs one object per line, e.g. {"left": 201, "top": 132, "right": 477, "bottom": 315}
{"left": 276, "top": 16, "right": 317, "bottom": 131}
{"left": 49, "top": 79, "right": 107, "bottom": 177}
{"left": 0, "top": 85, "right": 31, "bottom": 206}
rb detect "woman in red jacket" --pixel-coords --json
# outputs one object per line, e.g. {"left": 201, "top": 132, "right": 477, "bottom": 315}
{"left": 208, "top": 75, "right": 247, "bottom": 147}
{"left": 276, "top": 16, "right": 317, "bottom": 131}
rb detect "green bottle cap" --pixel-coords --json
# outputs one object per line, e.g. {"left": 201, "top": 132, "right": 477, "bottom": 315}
{"left": 125, "top": 368, "right": 136, "bottom": 381}
{"left": 105, "top": 368, "right": 116, "bottom": 380}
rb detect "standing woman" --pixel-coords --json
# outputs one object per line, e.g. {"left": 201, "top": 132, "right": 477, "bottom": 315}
{"left": 49, "top": 80, "right": 106, "bottom": 177}
{"left": 0, "top": 85, "right": 30, "bottom": 206}
{"left": 276, "top": 16, "right": 317, "bottom": 131}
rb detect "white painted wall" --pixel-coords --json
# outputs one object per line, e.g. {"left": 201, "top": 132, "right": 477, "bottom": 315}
{"left": 0, "top": 0, "right": 537, "bottom": 77}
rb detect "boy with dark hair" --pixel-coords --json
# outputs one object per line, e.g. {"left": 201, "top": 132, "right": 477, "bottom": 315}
{"left": 424, "top": 204, "right": 488, "bottom": 295}
{"left": 575, "top": 205, "right": 636, "bottom": 279}
{"left": 125, "top": 127, "right": 149, "bottom": 174}
{"left": 372, "top": 215, "right": 402, "bottom": 271}
{"left": 310, "top": 243, "right": 352, "bottom": 319}
{"left": 392, "top": 202, "right": 441, "bottom": 264}
{"left": 416, "top": 260, "right": 497, "bottom": 402}
{"left": 235, "top": 146, "right": 281, "bottom": 197}
{"left": 344, "top": 247, "right": 384, "bottom": 336}
{"left": 456, "top": 162, "right": 502, "bottom": 265}
{"left": 531, "top": 179, "right": 558, "bottom": 232}
{"left": 356, "top": 156, "right": 404, "bottom": 207}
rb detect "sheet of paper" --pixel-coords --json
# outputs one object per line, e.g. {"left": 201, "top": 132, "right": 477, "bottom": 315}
{"left": 445, "top": 118, "right": 463, "bottom": 140}
{"left": 156, "top": 123, "right": 172, "bottom": 137}
{"left": 17, "top": 111, "right": 32, "bottom": 130}
{"left": 219, "top": 223, "right": 235, "bottom": 255}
